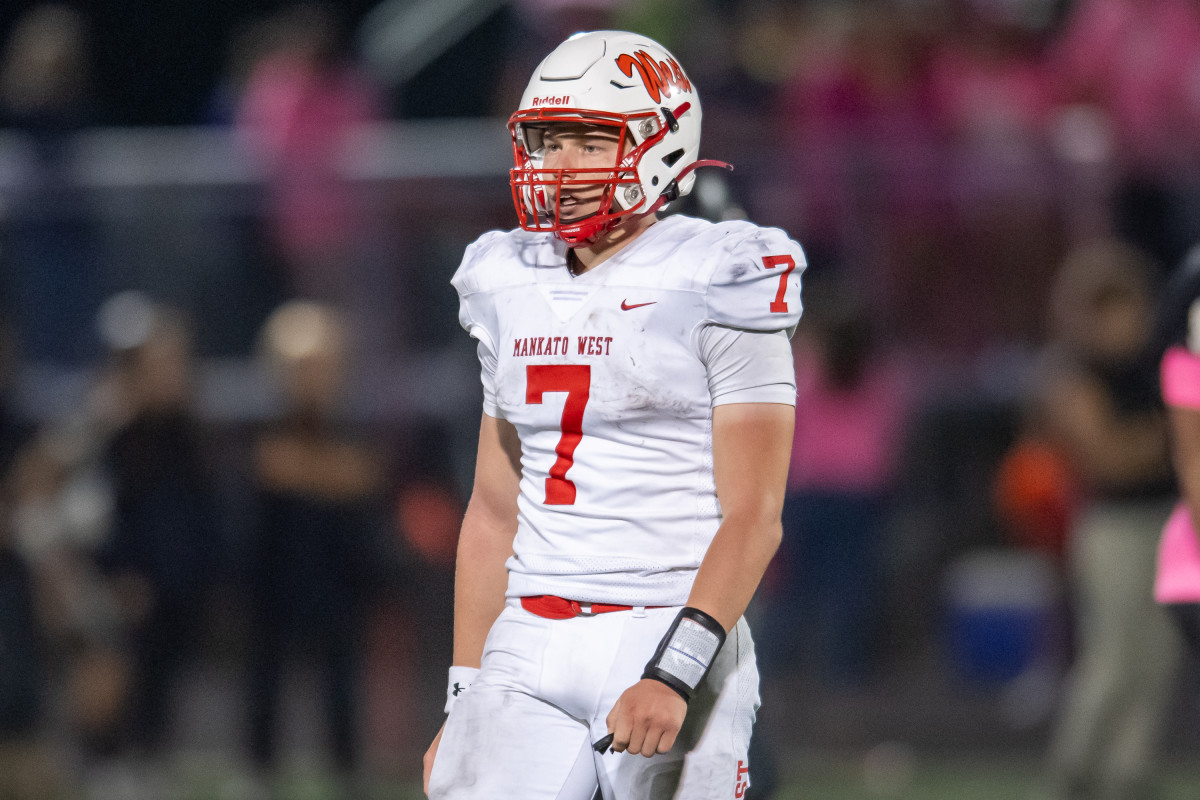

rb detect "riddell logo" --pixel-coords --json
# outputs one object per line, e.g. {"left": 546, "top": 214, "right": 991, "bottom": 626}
{"left": 615, "top": 50, "right": 692, "bottom": 104}
{"left": 532, "top": 95, "right": 571, "bottom": 106}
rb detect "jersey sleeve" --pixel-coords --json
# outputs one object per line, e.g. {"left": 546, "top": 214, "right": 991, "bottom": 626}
{"left": 475, "top": 337, "right": 501, "bottom": 417}
{"left": 697, "top": 325, "right": 796, "bottom": 406}
{"left": 451, "top": 231, "right": 504, "bottom": 416}
{"left": 703, "top": 225, "right": 805, "bottom": 333}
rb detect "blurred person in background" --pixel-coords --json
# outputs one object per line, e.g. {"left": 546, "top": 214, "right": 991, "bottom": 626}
{"left": 91, "top": 294, "right": 220, "bottom": 761}
{"left": 1050, "top": 0, "right": 1200, "bottom": 273}
{"left": 0, "top": 3, "right": 103, "bottom": 365}
{"left": 926, "top": 0, "right": 1061, "bottom": 349}
{"left": 777, "top": 3, "right": 947, "bottom": 353}
{"left": 0, "top": 477, "right": 62, "bottom": 800}
{"left": 1034, "top": 240, "right": 1181, "bottom": 800}
{"left": 245, "top": 300, "right": 390, "bottom": 791}
{"left": 1151, "top": 247, "right": 1200, "bottom": 655}
{"left": 5, "top": 416, "right": 125, "bottom": 767}
{"left": 234, "top": 2, "right": 383, "bottom": 306}
{"left": 757, "top": 280, "right": 912, "bottom": 686}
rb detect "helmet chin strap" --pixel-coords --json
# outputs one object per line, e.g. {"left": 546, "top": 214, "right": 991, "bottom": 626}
{"left": 557, "top": 212, "right": 608, "bottom": 246}
{"left": 557, "top": 158, "right": 734, "bottom": 248}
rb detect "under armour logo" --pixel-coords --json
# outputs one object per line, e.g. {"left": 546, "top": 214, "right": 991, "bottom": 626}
{"left": 452, "top": 682, "right": 465, "bottom": 696}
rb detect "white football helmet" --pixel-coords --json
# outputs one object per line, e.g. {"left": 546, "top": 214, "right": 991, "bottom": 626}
{"left": 508, "top": 30, "right": 729, "bottom": 245}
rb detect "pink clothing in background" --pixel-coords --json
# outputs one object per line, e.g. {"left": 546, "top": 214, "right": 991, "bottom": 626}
{"left": 1162, "top": 345, "right": 1200, "bottom": 410}
{"left": 236, "top": 54, "right": 380, "bottom": 265}
{"left": 927, "top": 44, "right": 1055, "bottom": 143}
{"left": 1155, "top": 503, "right": 1200, "bottom": 602}
{"left": 782, "top": 53, "right": 941, "bottom": 232}
{"left": 788, "top": 347, "right": 911, "bottom": 493}
{"left": 1156, "top": 346, "right": 1200, "bottom": 602}
{"left": 1051, "top": 0, "right": 1200, "bottom": 174}
{"left": 926, "top": 42, "right": 1056, "bottom": 203}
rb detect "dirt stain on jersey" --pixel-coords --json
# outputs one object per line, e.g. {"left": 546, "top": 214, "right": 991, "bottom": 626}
{"left": 623, "top": 384, "right": 694, "bottom": 416}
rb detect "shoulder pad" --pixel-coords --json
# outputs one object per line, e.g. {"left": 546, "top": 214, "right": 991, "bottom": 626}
{"left": 703, "top": 223, "right": 805, "bottom": 332}
{"left": 451, "top": 227, "right": 562, "bottom": 294}
{"left": 450, "top": 229, "right": 514, "bottom": 298}
{"left": 451, "top": 229, "right": 525, "bottom": 348}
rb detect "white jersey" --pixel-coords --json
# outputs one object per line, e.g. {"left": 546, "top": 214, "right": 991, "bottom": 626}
{"left": 452, "top": 214, "right": 805, "bottom": 606}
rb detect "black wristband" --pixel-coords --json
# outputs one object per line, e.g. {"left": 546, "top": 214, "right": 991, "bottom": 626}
{"left": 642, "top": 607, "right": 727, "bottom": 701}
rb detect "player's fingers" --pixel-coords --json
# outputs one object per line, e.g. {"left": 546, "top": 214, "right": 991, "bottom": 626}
{"left": 626, "top": 718, "right": 647, "bottom": 757}
{"left": 638, "top": 727, "right": 664, "bottom": 758}
{"left": 656, "top": 725, "right": 678, "bottom": 754}
{"left": 607, "top": 705, "right": 633, "bottom": 753}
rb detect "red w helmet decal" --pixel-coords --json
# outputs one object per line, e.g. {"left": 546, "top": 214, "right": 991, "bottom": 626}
{"left": 615, "top": 50, "right": 692, "bottom": 103}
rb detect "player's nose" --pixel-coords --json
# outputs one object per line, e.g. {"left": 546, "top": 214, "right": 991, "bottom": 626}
{"left": 547, "top": 148, "right": 582, "bottom": 172}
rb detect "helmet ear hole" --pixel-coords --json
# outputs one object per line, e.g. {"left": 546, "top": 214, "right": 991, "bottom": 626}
{"left": 662, "top": 149, "right": 684, "bottom": 168}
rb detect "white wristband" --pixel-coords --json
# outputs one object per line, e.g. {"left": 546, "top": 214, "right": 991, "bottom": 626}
{"left": 445, "top": 666, "right": 480, "bottom": 714}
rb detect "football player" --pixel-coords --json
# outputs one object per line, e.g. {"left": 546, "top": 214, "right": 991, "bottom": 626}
{"left": 1155, "top": 249, "right": 1200, "bottom": 652}
{"left": 423, "top": 30, "right": 805, "bottom": 800}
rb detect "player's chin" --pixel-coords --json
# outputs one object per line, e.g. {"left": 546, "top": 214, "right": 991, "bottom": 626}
{"left": 558, "top": 204, "right": 601, "bottom": 224}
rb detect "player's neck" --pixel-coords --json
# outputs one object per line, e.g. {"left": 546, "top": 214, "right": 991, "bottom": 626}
{"left": 568, "top": 214, "right": 658, "bottom": 275}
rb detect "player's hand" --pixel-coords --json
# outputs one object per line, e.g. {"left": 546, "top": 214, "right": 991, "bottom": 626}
{"left": 605, "top": 678, "right": 687, "bottom": 757}
{"left": 423, "top": 722, "right": 445, "bottom": 797}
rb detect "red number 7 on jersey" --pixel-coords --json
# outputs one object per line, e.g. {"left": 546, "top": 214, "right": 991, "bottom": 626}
{"left": 762, "top": 254, "right": 796, "bottom": 313}
{"left": 526, "top": 364, "right": 591, "bottom": 505}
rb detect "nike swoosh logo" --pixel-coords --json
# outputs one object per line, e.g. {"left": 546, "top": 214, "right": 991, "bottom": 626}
{"left": 621, "top": 300, "right": 657, "bottom": 311}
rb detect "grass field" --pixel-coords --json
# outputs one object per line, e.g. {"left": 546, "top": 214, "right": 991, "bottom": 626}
{"left": 772, "top": 755, "right": 1200, "bottom": 800}
{"left": 129, "top": 752, "right": 1200, "bottom": 800}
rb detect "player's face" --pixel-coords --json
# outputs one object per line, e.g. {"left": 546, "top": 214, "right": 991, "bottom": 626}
{"left": 540, "top": 124, "right": 625, "bottom": 222}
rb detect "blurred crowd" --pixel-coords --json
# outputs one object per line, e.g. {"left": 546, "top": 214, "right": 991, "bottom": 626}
{"left": 0, "top": 291, "right": 463, "bottom": 798}
{"left": 2, "top": 0, "right": 1200, "bottom": 798}
{"left": 4, "top": 0, "right": 1200, "bottom": 359}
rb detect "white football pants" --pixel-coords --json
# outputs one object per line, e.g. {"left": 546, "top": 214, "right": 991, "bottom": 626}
{"left": 428, "top": 598, "right": 760, "bottom": 799}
